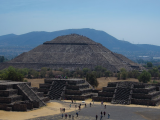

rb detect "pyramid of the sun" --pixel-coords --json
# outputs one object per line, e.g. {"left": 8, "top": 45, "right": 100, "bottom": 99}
{"left": 0, "top": 34, "right": 142, "bottom": 72}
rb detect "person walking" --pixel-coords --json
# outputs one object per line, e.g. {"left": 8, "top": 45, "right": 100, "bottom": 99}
{"left": 72, "top": 115, "right": 74, "bottom": 120}
{"left": 69, "top": 104, "right": 71, "bottom": 109}
{"left": 101, "top": 101, "right": 103, "bottom": 105}
{"left": 96, "top": 115, "right": 98, "bottom": 120}
{"left": 104, "top": 105, "right": 106, "bottom": 109}
{"left": 65, "top": 114, "right": 67, "bottom": 119}
{"left": 101, "top": 111, "right": 103, "bottom": 116}
{"left": 100, "top": 115, "right": 103, "bottom": 120}
{"left": 76, "top": 112, "right": 78, "bottom": 117}
{"left": 85, "top": 103, "right": 86, "bottom": 107}
{"left": 90, "top": 102, "right": 92, "bottom": 107}
{"left": 104, "top": 111, "right": 106, "bottom": 117}
{"left": 108, "top": 113, "right": 110, "bottom": 119}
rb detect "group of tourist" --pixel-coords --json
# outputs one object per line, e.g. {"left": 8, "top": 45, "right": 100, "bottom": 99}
{"left": 61, "top": 100, "right": 111, "bottom": 119}
{"left": 96, "top": 111, "right": 110, "bottom": 120}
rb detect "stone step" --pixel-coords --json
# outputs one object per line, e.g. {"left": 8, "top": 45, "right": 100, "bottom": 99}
{"left": 0, "top": 89, "right": 18, "bottom": 97}
{"left": 0, "top": 95, "right": 22, "bottom": 103}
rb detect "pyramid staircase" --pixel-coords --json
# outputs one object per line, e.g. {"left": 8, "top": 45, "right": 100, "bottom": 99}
{"left": 17, "top": 83, "right": 46, "bottom": 107}
{"left": 48, "top": 80, "right": 66, "bottom": 100}
{"left": 0, "top": 81, "right": 49, "bottom": 111}
{"left": 111, "top": 82, "right": 133, "bottom": 104}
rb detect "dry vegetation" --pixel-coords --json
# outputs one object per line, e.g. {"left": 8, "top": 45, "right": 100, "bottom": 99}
{"left": 25, "top": 78, "right": 44, "bottom": 88}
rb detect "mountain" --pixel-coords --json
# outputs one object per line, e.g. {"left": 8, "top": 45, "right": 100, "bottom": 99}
{"left": 0, "top": 28, "right": 160, "bottom": 60}
{"left": 0, "top": 28, "right": 142, "bottom": 50}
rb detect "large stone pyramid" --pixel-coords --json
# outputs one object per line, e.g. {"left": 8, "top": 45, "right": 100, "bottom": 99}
{"left": 0, "top": 34, "right": 142, "bottom": 72}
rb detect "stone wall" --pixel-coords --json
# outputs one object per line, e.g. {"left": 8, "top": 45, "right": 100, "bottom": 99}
{"left": 92, "top": 96, "right": 112, "bottom": 102}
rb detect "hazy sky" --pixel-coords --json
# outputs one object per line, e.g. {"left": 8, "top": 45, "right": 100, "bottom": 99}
{"left": 0, "top": 0, "right": 160, "bottom": 45}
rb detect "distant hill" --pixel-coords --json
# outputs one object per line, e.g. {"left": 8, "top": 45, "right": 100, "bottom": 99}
{"left": 0, "top": 28, "right": 160, "bottom": 60}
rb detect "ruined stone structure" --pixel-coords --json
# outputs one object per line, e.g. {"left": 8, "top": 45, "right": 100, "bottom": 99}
{"left": 93, "top": 82, "right": 160, "bottom": 106}
{"left": 0, "top": 34, "right": 143, "bottom": 72}
{"left": 39, "top": 78, "right": 94, "bottom": 100}
{"left": 0, "top": 80, "right": 49, "bottom": 111}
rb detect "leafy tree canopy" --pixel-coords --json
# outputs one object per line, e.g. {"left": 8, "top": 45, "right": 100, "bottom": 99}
{"left": 138, "top": 70, "right": 151, "bottom": 83}
{"left": 86, "top": 73, "right": 99, "bottom": 87}
{"left": 0, "top": 66, "right": 24, "bottom": 81}
{"left": 147, "top": 62, "right": 153, "bottom": 67}
{"left": 0, "top": 56, "right": 5, "bottom": 63}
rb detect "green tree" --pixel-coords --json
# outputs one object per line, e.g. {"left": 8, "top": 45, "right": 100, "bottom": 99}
{"left": 117, "top": 68, "right": 128, "bottom": 80}
{"left": 147, "top": 62, "right": 153, "bottom": 68}
{"left": 104, "top": 71, "right": 110, "bottom": 77}
{"left": 94, "top": 66, "right": 103, "bottom": 72}
{"left": 0, "top": 66, "right": 24, "bottom": 81}
{"left": 132, "top": 70, "right": 139, "bottom": 78}
{"left": 28, "top": 69, "right": 39, "bottom": 78}
{"left": 48, "top": 70, "right": 54, "bottom": 78}
{"left": 0, "top": 56, "right": 5, "bottom": 63}
{"left": 40, "top": 67, "right": 47, "bottom": 78}
{"left": 121, "top": 71, "right": 128, "bottom": 80}
{"left": 152, "top": 67, "right": 159, "bottom": 78}
{"left": 138, "top": 70, "right": 151, "bottom": 83}
{"left": 83, "top": 68, "right": 89, "bottom": 76}
{"left": 86, "top": 73, "right": 99, "bottom": 87}
{"left": 18, "top": 68, "right": 29, "bottom": 76}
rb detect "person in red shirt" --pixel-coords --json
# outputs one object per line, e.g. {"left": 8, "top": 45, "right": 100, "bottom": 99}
{"left": 96, "top": 115, "right": 98, "bottom": 120}
{"left": 65, "top": 114, "right": 67, "bottom": 119}
{"left": 104, "top": 111, "right": 106, "bottom": 117}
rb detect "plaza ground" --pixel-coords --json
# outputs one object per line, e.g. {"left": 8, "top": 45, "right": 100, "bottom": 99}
{"left": 1, "top": 99, "right": 160, "bottom": 120}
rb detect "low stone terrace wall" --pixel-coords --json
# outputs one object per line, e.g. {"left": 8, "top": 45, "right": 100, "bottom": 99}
{"left": 0, "top": 84, "right": 13, "bottom": 90}
{"left": 65, "top": 90, "right": 81, "bottom": 95}
{"left": 134, "top": 83, "right": 152, "bottom": 88}
{"left": 98, "top": 92, "right": 114, "bottom": 97}
{"left": 65, "top": 95, "right": 91, "bottom": 100}
{"left": 131, "top": 99, "right": 159, "bottom": 106}
{"left": 103, "top": 87, "right": 116, "bottom": 92}
{"left": 0, "top": 95, "right": 22, "bottom": 103}
{"left": 133, "top": 87, "right": 156, "bottom": 94}
{"left": 66, "top": 85, "right": 79, "bottom": 90}
{"left": 0, "top": 89, "right": 18, "bottom": 97}
{"left": 132, "top": 91, "right": 160, "bottom": 100}
{"left": 92, "top": 96, "right": 112, "bottom": 102}
{"left": 39, "top": 84, "right": 50, "bottom": 89}
{"left": 107, "top": 82, "right": 117, "bottom": 87}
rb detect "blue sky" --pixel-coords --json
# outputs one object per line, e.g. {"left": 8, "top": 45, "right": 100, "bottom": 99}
{"left": 0, "top": 0, "right": 160, "bottom": 45}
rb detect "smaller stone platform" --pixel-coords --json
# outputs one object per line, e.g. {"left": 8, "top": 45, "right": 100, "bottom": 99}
{"left": 0, "top": 80, "right": 49, "bottom": 111}
{"left": 93, "top": 81, "right": 160, "bottom": 106}
{"left": 39, "top": 78, "right": 94, "bottom": 100}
